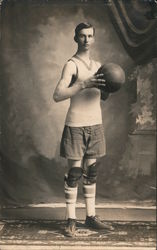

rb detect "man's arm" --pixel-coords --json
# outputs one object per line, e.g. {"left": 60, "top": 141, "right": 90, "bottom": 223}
{"left": 53, "top": 60, "right": 84, "bottom": 102}
{"left": 53, "top": 60, "right": 106, "bottom": 102}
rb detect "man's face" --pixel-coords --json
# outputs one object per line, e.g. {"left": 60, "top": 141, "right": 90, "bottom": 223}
{"left": 76, "top": 27, "right": 95, "bottom": 50}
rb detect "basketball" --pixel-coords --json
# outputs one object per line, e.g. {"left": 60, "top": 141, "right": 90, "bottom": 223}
{"left": 101, "top": 91, "right": 109, "bottom": 101}
{"left": 97, "top": 63, "right": 125, "bottom": 93}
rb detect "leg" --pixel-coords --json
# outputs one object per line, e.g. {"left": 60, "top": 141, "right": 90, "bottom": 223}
{"left": 83, "top": 158, "right": 113, "bottom": 230}
{"left": 83, "top": 158, "right": 97, "bottom": 217}
{"left": 65, "top": 159, "right": 82, "bottom": 219}
{"left": 60, "top": 126, "right": 85, "bottom": 236}
{"left": 64, "top": 159, "right": 82, "bottom": 237}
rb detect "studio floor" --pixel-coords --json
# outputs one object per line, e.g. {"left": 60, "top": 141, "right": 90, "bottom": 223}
{"left": 0, "top": 202, "right": 156, "bottom": 250}
{"left": 0, "top": 219, "right": 156, "bottom": 250}
{"left": 0, "top": 203, "right": 156, "bottom": 250}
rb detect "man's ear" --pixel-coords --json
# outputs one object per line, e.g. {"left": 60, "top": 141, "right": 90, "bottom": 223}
{"left": 74, "top": 35, "right": 78, "bottom": 43}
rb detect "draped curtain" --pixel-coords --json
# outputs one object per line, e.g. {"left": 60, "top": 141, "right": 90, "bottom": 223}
{"left": 107, "top": 0, "right": 157, "bottom": 64}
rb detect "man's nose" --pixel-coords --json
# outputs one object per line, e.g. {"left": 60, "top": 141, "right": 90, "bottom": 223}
{"left": 85, "top": 36, "right": 89, "bottom": 43}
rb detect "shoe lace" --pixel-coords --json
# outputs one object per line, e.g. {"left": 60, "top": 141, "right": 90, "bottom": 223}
{"left": 67, "top": 218, "right": 76, "bottom": 227}
{"left": 93, "top": 215, "right": 101, "bottom": 221}
{"left": 93, "top": 216, "right": 114, "bottom": 230}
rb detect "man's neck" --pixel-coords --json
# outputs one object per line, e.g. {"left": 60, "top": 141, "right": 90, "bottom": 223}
{"left": 75, "top": 50, "right": 90, "bottom": 60}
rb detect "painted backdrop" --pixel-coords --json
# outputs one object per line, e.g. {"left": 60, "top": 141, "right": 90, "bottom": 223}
{"left": 0, "top": 0, "right": 156, "bottom": 206}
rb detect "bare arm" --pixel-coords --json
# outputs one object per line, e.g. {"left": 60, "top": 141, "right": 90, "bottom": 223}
{"left": 53, "top": 60, "right": 106, "bottom": 102}
{"left": 53, "top": 61, "right": 84, "bottom": 102}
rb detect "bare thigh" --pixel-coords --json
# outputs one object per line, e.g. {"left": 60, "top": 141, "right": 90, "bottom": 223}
{"left": 67, "top": 159, "right": 82, "bottom": 170}
{"left": 66, "top": 158, "right": 96, "bottom": 173}
{"left": 83, "top": 158, "right": 96, "bottom": 173}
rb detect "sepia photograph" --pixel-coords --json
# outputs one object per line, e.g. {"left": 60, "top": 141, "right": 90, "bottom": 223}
{"left": 0, "top": 0, "right": 156, "bottom": 249}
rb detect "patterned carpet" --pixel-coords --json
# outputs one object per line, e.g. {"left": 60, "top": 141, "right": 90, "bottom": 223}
{"left": 0, "top": 220, "right": 156, "bottom": 248}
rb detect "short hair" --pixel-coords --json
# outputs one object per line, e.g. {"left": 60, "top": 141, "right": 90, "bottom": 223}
{"left": 75, "top": 22, "right": 95, "bottom": 38}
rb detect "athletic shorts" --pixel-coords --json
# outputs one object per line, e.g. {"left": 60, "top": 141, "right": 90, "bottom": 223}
{"left": 60, "top": 124, "right": 106, "bottom": 160}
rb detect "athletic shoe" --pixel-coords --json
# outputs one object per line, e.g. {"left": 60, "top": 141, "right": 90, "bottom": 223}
{"left": 85, "top": 215, "right": 114, "bottom": 230}
{"left": 64, "top": 218, "right": 76, "bottom": 237}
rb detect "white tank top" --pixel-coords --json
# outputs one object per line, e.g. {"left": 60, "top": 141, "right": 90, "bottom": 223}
{"left": 65, "top": 56, "right": 102, "bottom": 127}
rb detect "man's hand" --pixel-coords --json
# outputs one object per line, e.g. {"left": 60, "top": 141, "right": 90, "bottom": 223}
{"left": 83, "top": 73, "right": 106, "bottom": 89}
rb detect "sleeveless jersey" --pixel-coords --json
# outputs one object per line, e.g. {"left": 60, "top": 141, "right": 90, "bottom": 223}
{"left": 65, "top": 56, "right": 102, "bottom": 127}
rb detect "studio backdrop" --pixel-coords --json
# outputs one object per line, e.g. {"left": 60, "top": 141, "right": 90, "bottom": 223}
{"left": 0, "top": 0, "right": 156, "bottom": 206}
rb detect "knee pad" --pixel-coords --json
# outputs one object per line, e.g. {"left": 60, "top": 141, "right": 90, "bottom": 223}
{"left": 83, "top": 162, "right": 97, "bottom": 185}
{"left": 65, "top": 167, "right": 83, "bottom": 188}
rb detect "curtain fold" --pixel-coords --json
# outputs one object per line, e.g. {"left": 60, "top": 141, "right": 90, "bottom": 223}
{"left": 107, "top": 0, "right": 157, "bottom": 64}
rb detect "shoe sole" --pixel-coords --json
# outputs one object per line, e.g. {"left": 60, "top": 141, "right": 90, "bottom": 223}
{"left": 64, "top": 232, "right": 75, "bottom": 237}
{"left": 85, "top": 222, "right": 114, "bottom": 230}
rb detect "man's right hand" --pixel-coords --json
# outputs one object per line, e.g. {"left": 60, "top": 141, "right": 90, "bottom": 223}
{"left": 83, "top": 73, "right": 106, "bottom": 89}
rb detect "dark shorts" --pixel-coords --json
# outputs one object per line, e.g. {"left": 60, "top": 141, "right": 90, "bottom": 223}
{"left": 60, "top": 124, "right": 106, "bottom": 160}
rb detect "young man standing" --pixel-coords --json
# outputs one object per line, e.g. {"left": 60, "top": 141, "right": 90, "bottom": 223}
{"left": 53, "top": 23, "right": 111, "bottom": 237}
